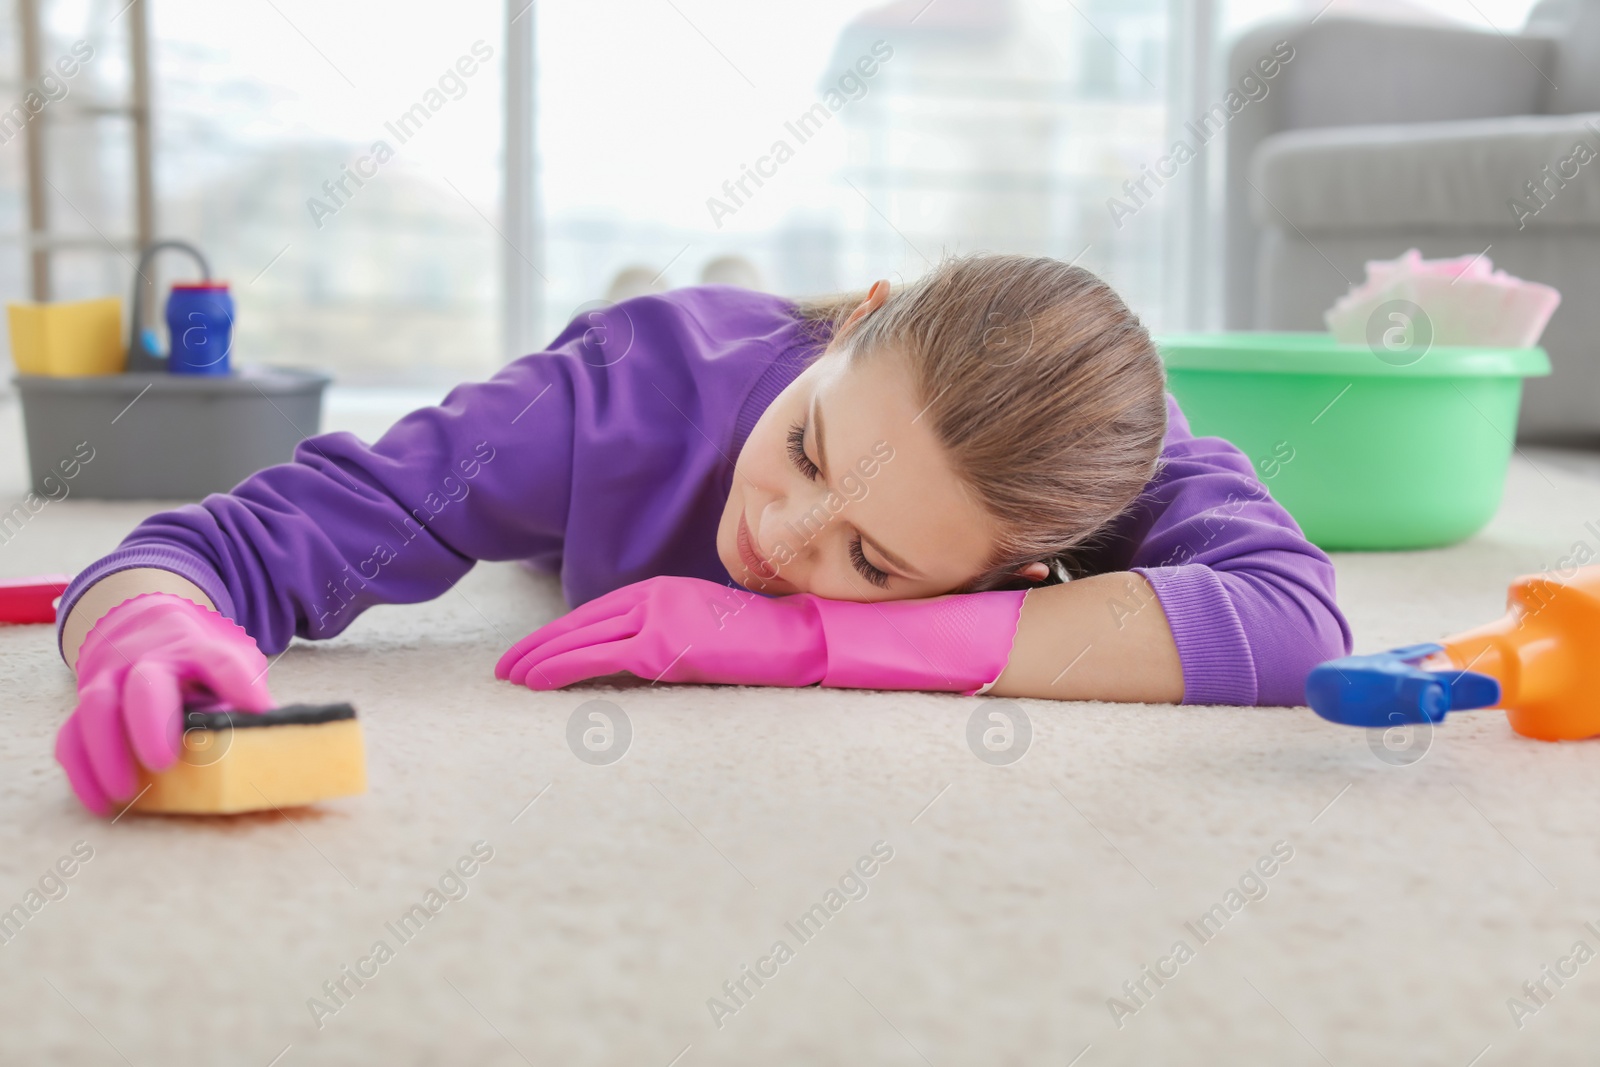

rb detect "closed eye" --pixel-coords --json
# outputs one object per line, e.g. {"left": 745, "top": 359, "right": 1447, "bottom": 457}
{"left": 787, "top": 421, "right": 820, "bottom": 481}
{"left": 849, "top": 535, "right": 891, "bottom": 588}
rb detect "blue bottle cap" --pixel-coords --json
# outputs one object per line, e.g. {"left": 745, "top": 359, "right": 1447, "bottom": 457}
{"left": 1305, "top": 643, "right": 1500, "bottom": 728}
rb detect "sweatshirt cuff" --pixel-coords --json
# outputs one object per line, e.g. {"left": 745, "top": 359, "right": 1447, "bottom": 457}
{"left": 1132, "top": 564, "right": 1257, "bottom": 706}
{"left": 56, "top": 545, "right": 236, "bottom": 662}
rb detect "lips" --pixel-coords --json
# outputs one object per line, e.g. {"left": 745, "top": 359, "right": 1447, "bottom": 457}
{"left": 736, "top": 512, "right": 778, "bottom": 582}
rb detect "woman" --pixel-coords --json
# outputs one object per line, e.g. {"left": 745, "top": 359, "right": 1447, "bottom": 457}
{"left": 55, "top": 254, "right": 1350, "bottom": 814}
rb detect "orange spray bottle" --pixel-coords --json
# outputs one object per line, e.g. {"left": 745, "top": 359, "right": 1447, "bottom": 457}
{"left": 1307, "top": 567, "right": 1600, "bottom": 741}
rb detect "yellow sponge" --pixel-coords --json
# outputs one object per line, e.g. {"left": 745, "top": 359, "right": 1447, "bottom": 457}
{"left": 7, "top": 297, "right": 125, "bottom": 376}
{"left": 131, "top": 704, "right": 367, "bottom": 815}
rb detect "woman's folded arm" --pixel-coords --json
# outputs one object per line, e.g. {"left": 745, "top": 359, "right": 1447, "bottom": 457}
{"left": 995, "top": 398, "right": 1351, "bottom": 706}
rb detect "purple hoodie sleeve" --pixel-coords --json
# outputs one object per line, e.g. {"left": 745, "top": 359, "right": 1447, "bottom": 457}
{"left": 1090, "top": 395, "right": 1352, "bottom": 706}
{"left": 55, "top": 286, "right": 810, "bottom": 662}
{"left": 55, "top": 350, "right": 581, "bottom": 658}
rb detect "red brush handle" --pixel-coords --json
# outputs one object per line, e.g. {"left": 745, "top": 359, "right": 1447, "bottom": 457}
{"left": 0, "top": 574, "right": 73, "bottom": 624}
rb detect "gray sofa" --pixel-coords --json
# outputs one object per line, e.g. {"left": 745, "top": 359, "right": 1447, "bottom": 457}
{"left": 1225, "top": 0, "right": 1600, "bottom": 440}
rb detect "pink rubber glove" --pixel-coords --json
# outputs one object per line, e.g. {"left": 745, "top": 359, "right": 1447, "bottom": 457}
{"left": 56, "top": 592, "right": 274, "bottom": 816}
{"left": 495, "top": 576, "right": 1027, "bottom": 694}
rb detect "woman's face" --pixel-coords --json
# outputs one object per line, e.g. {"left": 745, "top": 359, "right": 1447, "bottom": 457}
{"left": 716, "top": 344, "right": 1001, "bottom": 601}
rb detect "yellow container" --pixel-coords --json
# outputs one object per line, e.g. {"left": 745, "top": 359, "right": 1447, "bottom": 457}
{"left": 7, "top": 297, "right": 125, "bottom": 376}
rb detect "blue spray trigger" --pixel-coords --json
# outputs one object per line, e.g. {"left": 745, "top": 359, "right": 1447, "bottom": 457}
{"left": 1305, "top": 642, "right": 1500, "bottom": 728}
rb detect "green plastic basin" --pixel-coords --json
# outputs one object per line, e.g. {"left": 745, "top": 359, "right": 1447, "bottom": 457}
{"left": 1157, "top": 332, "right": 1551, "bottom": 550}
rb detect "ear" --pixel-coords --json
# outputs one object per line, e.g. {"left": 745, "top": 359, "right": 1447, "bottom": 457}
{"left": 1014, "top": 561, "right": 1050, "bottom": 583}
{"left": 837, "top": 278, "right": 890, "bottom": 338}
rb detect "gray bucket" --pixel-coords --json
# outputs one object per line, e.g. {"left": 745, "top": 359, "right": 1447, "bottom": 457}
{"left": 14, "top": 366, "right": 332, "bottom": 500}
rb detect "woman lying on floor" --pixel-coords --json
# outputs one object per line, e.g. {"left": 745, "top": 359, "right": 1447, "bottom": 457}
{"left": 54, "top": 253, "right": 1351, "bottom": 814}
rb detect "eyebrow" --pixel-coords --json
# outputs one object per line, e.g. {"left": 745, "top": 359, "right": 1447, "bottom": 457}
{"left": 809, "top": 392, "right": 925, "bottom": 580}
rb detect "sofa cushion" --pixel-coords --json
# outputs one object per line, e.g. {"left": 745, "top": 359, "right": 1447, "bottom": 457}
{"left": 1251, "top": 112, "right": 1600, "bottom": 231}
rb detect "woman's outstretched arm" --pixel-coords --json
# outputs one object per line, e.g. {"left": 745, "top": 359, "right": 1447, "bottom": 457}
{"left": 52, "top": 359, "right": 571, "bottom": 661}
{"left": 52, "top": 290, "right": 790, "bottom": 663}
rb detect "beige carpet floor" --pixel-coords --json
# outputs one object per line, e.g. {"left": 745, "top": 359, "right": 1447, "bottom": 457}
{"left": 4, "top": 390, "right": 1600, "bottom": 1066}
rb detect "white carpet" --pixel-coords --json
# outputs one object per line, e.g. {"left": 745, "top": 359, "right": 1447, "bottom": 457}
{"left": 3, "top": 388, "right": 1600, "bottom": 1066}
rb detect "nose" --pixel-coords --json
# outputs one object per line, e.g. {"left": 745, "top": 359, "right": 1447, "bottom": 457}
{"left": 762, "top": 484, "right": 838, "bottom": 566}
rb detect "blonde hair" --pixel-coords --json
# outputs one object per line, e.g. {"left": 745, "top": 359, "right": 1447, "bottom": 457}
{"left": 794, "top": 253, "right": 1168, "bottom": 589}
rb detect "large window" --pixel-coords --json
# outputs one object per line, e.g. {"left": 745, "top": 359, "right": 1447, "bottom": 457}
{"left": 154, "top": 0, "right": 505, "bottom": 386}
{"left": 536, "top": 0, "right": 1174, "bottom": 339}
{"left": 2, "top": 0, "right": 1546, "bottom": 386}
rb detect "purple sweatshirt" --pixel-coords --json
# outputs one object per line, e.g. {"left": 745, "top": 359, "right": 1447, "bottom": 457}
{"left": 57, "top": 285, "right": 1350, "bottom": 705}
